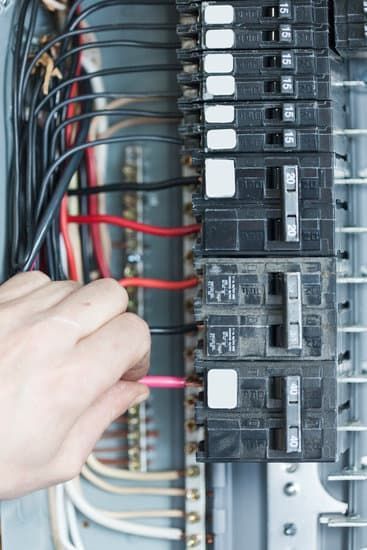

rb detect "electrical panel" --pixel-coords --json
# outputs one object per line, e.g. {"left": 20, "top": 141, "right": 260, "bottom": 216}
{"left": 1, "top": 1, "right": 367, "bottom": 550}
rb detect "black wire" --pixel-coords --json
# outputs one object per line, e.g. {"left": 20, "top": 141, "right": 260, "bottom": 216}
{"left": 41, "top": 91, "right": 179, "bottom": 171}
{"left": 68, "top": 0, "right": 176, "bottom": 24}
{"left": 25, "top": 83, "right": 44, "bottom": 256}
{"left": 38, "top": 134, "right": 182, "bottom": 218}
{"left": 38, "top": 77, "right": 178, "bottom": 180}
{"left": 68, "top": 177, "right": 199, "bottom": 196}
{"left": 13, "top": 1, "right": 182, "bottom": 275}
{"left": 21, "top": 120, "right": 90, "bottom": 271}
{"left": 24, "top": 135, "right": 183, "bottom": 272}
{"left": 150, "top": 324, "right": 199, "bottom": 336}
{"left": 31, "top": 74, "right": 179, "bottom": 184}
{"left": 35, "top": 66, "right": 180, "bottom": 115}
{"left": 23, "top": 23, "right": 177, "bottom": 94}
{"left": 44, "top": 78, "right": 94, "bottom": 280}
{"left": 77, "top": 162, "right": 91, "bottom": 284}
{"left": 49, "top": 214, "right": 65, "bottom": 280}
{"left": 15, "top": 22, "right": 179, "bottom": 268}
{"left": 48, "top": 108, "right": 181, "bottom": 163}
{"left": 45, "top": 231, "right": 57, "bottom": 280}
{"left": 10, "top": 0, "right": 33, "bottom": 269}
{"left": 55, "top": 40, "right": 180, "bottom": 68}
{"left": 18, "top": 0, "right": 39, "bottom": 115}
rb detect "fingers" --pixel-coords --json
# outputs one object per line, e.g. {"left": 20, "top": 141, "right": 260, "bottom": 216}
{"left": 47, "top": 279, "right": 129, "bottom": 342}
{"left": 53, "top": 380, "right": 149, "bottom": 481}
{"left": 64, "top": 313, "right": 151, "bottom": 410}
{"left": 0, "top": 272, "right": 50, "bottom": 304}
{"left": 4, "top": 281, "right": 82, "bottom": 317}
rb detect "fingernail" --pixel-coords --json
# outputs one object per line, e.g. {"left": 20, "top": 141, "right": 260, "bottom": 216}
{"left": 130, "top": 390, "right": 149, "bottom": 407}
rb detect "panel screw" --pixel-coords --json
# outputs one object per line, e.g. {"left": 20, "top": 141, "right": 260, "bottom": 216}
{"left": 187, "top": 465, "right": 200, "bottom": 478}
{"left": 186, "top": 534, "right": 201, "bottom": 548}
{"left": 186, "top": 488, "right": 200, "bottom": 501}
{"left": 283, "top": 523, "right": 297, "bottom": 536}
{"left": 186, "top": 394, "right": 197, "bottom": 406}
{"left": 186, "top": 512, "right": 200, "bottom": 524}
{"left": 284, "top": 482, "right": 299, "bottom": 496}
{"left": 185, "top": 442, "right": 198, "bottom": 455}
{"left": 186, "top": 419, "right": 197, "bottom": 432}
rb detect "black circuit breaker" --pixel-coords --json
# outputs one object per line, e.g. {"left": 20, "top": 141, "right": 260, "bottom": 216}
{"left": 177, "top": 0, "right": 330, "bottom": 25}
{"left": 195, "top": 359, "right": 338, "bottom": 461}
{"left": 195, "top": 258, "right": 338, "bottom": 360}
{"left": 194, "top": 202, "right": 335, "bottom": 256}
{"left": 177, "top": 0, "right": 342, "bottom": 463}
{"left": 178, "top": 49, "right": 347, "bottom": 102}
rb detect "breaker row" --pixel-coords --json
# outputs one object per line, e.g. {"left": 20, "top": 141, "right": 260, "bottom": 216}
{"left": 177, "top": 0, "right": 367, "bottom": 57}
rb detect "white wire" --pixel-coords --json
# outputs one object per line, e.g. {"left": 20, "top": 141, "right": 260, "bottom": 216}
{"left": 65, "top": 478, "right": 183, "bottom": 541}
{"left": 82, "top": 464, "right": 185, "bottom": 497}
{"left": 48, "top": 487, "right": 65, "bottom": 550}
{"left": 334, "top": 128, "right": 367, "bottom": 136}
{"left": 335, "top": 178, "right": 367, "bottom": 185}
{"left": 336, "top": 227, "right": 367, "bottom": 234}
{"left": 87, "top": 453, "right": 181, "bottom": 481}
{"left": 66, "top": 497, "right": 86, "bottom": 550}
{"left": 102, "top": 509, "right": 184, "bottom": 519}
{"left": 55, "top": 485, "right": 80, "bottom": 550}
{"left": 332, "top": 80, "right": 367, "bottom": 88}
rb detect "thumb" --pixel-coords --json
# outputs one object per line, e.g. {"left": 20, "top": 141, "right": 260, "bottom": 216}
{"left": 53, "top": 380, "right": 149, "bottom": 481}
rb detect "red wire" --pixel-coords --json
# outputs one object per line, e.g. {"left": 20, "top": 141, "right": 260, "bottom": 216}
{"left": 67, "top": 214, "right": 201, "bottom": 237}
{"left": 119, "top": 277, "right": 198, "bottom": 290}
{"left": 85, "top": 148, "right": 111, "bottom": 278}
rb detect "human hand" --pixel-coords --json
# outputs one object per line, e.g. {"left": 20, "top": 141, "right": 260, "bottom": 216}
{"left": 0, "top": 272, "right": 150, "bottom": 499}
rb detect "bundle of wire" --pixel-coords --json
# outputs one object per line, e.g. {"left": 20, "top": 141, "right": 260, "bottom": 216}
{"left": 10, "top": 0, "right": 203, "bottom": 545}
{"left": 10, "top": 0, "right": 200, "bottom": 280}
